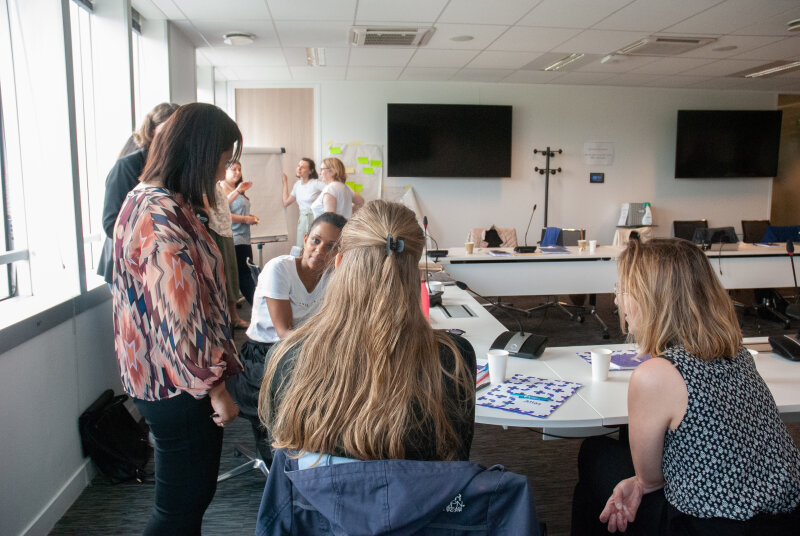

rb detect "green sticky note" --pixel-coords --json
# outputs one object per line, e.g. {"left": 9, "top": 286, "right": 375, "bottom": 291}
{"left": 363, "top": 167, "right": 374, "bottom": 175}
{"left": 329, "top": 146, "right": 342, "bottom": 154}
{"left": 370, "top": 160, "right": 382, "bottom": 167}
{"left": 357, "top": 156, "right": 369, "bottom": 164}
{"left": 354, "top": 184, "right": 363, "bottom": 192}
{"left": 345, "top": 181, "right": 355, "bottom": 190}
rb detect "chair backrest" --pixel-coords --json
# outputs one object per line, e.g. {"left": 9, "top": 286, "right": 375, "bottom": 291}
{"left": 673, "top": 219, "right": 708, "bottom": 241}
{"left": 246, "top": 257, "right": 260, "bottom": 285}
{"left": 741, "top": 220, "right": 770, "bottom": 243}
{"left": 540, "top": 228, "right": 585, "bottom": 246}
{"left": 467, "top": 227, "right": 518, "bottom": 248}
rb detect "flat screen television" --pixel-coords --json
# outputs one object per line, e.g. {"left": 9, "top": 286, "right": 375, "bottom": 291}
{"left": 387, "top": 103, "right": 512, "bottom": 178}
{"left": 674, "top": 110, "right": 782, "bottom": 178}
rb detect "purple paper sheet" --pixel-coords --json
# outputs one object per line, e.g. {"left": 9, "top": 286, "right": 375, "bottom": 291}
{"left": 577, "top": 350, "right": 650, "bottom": 370}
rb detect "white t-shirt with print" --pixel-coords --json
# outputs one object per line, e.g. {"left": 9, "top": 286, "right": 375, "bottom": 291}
{"left": 246, "top": 254, "right": 331, "bottom": 343}
{"left": 311, "top": 181, "right": 353, "bottom": 219}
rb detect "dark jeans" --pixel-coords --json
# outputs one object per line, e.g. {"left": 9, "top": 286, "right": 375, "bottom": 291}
{"left": 235, "top": 244, "right": 256, "bottom": 306}
{"left": 571, "top": 436, "right": 800, "bottom": 536}
{"left": 134, "top": 393, "right": 223, "bottom": 536}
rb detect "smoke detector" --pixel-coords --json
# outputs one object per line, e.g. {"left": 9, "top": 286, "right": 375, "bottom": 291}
{"left": 348, "top": 26, "right": 435, "bottom": 47}
{"left": 223, "top": 32, "right": 255, "bottom": 46}
{"left": 616, "top": 36, "right": 716, "bottom": 56}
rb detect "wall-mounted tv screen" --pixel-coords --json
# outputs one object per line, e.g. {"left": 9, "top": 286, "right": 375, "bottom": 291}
{"left": 674, "top": 110, "right": 782, "bottom": 178}
{"left": 387, "top": 103, "right": 512, "bottom": 178}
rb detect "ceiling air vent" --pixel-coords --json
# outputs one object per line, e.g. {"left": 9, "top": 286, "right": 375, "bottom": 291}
{"left": 616, "top": 36, "right": 716, "bottom": 56}
{"left": 348, "top": 26, "right": 435, "bottom": 47}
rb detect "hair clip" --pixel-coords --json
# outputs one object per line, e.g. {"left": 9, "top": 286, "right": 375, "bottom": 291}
{"left": 386, "top": 234, "right": 405, "bottom": 256}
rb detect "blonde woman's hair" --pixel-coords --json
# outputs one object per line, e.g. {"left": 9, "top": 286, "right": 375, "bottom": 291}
{"left": 259, "top": 199, "right": 473, "bottom": 460}
{"left": 617, "top": 238, "right": 741, "bottom": 360}
{"left": 322, "top": 157, "right": 346, "bottom": 182}
{"left": 133, "top": 102, "right": 180, "bottom": 149}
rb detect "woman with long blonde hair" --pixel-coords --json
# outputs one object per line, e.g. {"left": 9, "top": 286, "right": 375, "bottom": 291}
{"left": 572, "top": 238, "right": 800, "bottom": 535}
{"left": 259, "top": 199, "right": 476, "bottom": 462}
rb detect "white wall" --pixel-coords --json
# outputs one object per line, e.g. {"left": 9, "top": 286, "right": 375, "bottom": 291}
{"left": 0, "top": 301, "right": 120, "bottom": 536}
{"left": 306, "top": 81, "right": 775, "bottom": 246}
{"left": 167, "top": 21, "right": 195, "bottom": 104}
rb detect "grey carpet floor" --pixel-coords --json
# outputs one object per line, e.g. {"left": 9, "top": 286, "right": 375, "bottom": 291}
{"left": 50, "top": 292, "right": 800, "bottom": 535}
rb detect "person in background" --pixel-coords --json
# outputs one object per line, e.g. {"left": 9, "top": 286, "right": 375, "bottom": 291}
{"left": 572, "top": 238, "right": 800, "bottom": 535}
{"left": 310, "top": 157, "right": 364, "bottom": 220}
{"left": 98, "top": 102, "right": 179, "bottom": 284}
{"left": 227, "top": 211, "right": 346, "bottom": 465}
{"left": 220, "top": 161, "right": 257, "bottom": 305}
{"left": 112, "top": 103, "right": 243, "bottom": 535}
{"left": 281, "top": 158, "right": 323, "bottom": 251}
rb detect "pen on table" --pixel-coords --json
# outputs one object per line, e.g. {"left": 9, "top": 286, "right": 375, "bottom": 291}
{"left": 511, "top": 393, "right": 552, "bottom": 402}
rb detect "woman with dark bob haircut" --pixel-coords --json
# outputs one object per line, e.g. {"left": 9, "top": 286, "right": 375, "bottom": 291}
{"left": 572, "top": 238, "right": 800, "bottom": 535}
{"left": 111, "top": 103, "right": 244, "bottom": 535}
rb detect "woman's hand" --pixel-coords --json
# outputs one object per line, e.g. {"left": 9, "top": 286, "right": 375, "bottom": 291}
{"left": 599, "top": 476, "right": 643, "bottom": 533}
{"left": 247, "top": 214, "right": 258, "bottom": 225}
{"left": 209, "top": 383, "right": 239, "bottom": 427}
{"left": 281, "top": 172, "right": 288, "bottom": 185}
{"left": 239, "top": 180, "right": 253, "bottom": 192}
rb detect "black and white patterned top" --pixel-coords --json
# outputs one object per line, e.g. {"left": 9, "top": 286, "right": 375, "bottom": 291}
{"left": 661, "top": 346, "right": 800, "bottom": 519}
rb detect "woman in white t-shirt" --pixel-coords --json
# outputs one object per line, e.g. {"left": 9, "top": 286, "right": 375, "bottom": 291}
{"left": 311, "top": 157, "right": 364, "bottom": 220}
{"left": 282, "top": 158, "right": 324, "bottom": 249}
{"left": 227, "top": 212, "right": 347, "bottom": 464}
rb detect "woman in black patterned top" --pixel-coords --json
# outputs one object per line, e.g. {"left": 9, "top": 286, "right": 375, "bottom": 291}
{"left": 572, "top": 238, "right": 800, "bottom": 535}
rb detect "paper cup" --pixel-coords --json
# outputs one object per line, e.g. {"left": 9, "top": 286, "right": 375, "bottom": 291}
{"left": 577, "top": 239, "right": 588, "bottom": 252}
{"left": 591, "top": 348, "right": 613, "bottom": 381}
{"left": 429, "top": 281, "right": 444, "bottom": 293}
{"left": 487, "top": 349, "right": 509, "bottom": 385}
{"left": 747, "top": 348, "right": 758, "bottom": 358}
{"left": 465, "top": 241, "right": 474, "bottom": 254}
{"left": 588, "top": 240, "right": 597, "bottom": 253}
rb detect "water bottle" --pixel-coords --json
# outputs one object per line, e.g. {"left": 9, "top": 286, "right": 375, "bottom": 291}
{"left": 642, "top": 202, "right": 652, "bottom": 226}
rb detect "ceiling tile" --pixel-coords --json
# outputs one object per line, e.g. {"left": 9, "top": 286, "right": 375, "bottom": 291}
{"left": 184, "top": 19, "right": 279, "bottom": 48}
{"left": 468, "top": 51, "right": 545, "bottom": 69}
{"left": 172, "top": 0, "right": 271, "bottom": 20}
{"left": 355, "top": 0, "right": 448, "bottom": 24}
{"left": 290, "top": 66, "right": 347, "bottom": 80}
{"left": 399, "top": 67, "right": 457, "bottom": 81}
{"left": 197, "top": 46, "right": 288, "bottom": 67}
{"left": 282, "top": 47, "right": 349, "bottom": 67}
{"left": 438, "top": 0, "right": 536, "bottom": 25}
{"left": 267, "top": 0, "right": 357, "bottom": 22}
{"left": 554, "top": 30, "right": 651, "bottom": 55}
{"left": 731, "top": 6, "right": 800, "bottom": 36}
{"left": 592, "top": 72, "right": 664, "bottom": 86}
{"left": 545, "top": 72, "right": 615, "bottom": 85}
{"left": 232, "top": 66, "right": 292, "bottom": 80}
{"left": 665, "top": 0, "right": 798, "bottom": 35}
{"left": 275, "top": 21, "right": 353, "bottom": 47}
{"left": 681, "top": 58, "right": 776, "bottom": 77}
{"left": 407, "top": 49, "right": 478, "bottom": 68}
{"left": 594, "top": 0, "right": 720, "bottom": 32}
{"left": 732, "top": 37, "right": 800, "bottom": 61}
{"left": 346, "top": 67, "right": 403, "bottom": 81}
{"left": 348, "top": 47, "right": 416, "bottom": 67}
{"left": 574, "top": 54, "right": 656, "bottom": 73}
{"left": 641, "top": 75, "right": 712, "bottom": 88}
{"left": 451, "top": 69, "right": 515, "bottom": 83}
{"left": 148, "top": 0, "right": 186, "bottom": 20}
{"left": 503, "top": 70, "right": 564, "bottom": 84}
{"left": 518, "top": 0, "right": 630, "bottom": 29}
{"left": 629, "top": 57, "right": 714, "bottom": 75}
{"left": 488, "top": 26, "right": 581, "bottom": 52}
{"left": 425, "top": 23, "right": 509, "bottom": 50}
{"left": 680, "top": 35, "right": 785, "bottom": 59}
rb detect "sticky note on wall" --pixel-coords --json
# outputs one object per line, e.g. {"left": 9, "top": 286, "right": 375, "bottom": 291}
{"left": 345, "top": 166, "right": 355, "bottom": 174}
{"left": 370, "top": 160, "right": 382, "bottom": 167}
{"left": 363, "top": 167, "right": 374, "bottom": 175}
{"left": 354, "top": 184, "right": 363, "bottom": 192}
{"left": 329, "top": 146, "right": 342, "bottom": 154}
{"left": 357, "top": 156, "right": 369, "bottom": 164}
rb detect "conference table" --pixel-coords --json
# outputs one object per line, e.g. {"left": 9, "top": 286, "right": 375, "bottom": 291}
{"left": 430, "top": 285, "right": 800, "bottom": 435}
{"left": 437, "top": 243, "right": 798, "bottom": 297}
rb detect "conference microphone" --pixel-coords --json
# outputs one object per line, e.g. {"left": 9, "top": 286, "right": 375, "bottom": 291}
{"left": 515, "top": 204, "right": 539, "bottom": 253}
{"left": 422, "top": 215, "right": 447, "bottom": 258}
{"left": 454, "top": 281, "right": 547, "bottom": 359}
{"left": 785, "top": 241, "right": 800, "bottom": 320}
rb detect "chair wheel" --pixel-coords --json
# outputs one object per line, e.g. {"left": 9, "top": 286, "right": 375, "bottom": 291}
{"left": 576, "top": 314, "right": 585, "bottom": 323}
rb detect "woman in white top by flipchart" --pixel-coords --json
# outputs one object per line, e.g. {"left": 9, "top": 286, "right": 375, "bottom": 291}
{"left": 311, "top": 157, "right": 364, "bottom": 220}
{"left": 282, "top": 158, "right": 323, "bottom": 249}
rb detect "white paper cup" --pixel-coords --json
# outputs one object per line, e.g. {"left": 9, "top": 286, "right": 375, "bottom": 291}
{"left": 591, "top": 348, "right": 613, "bottom": 381}
{"left": 487, "top": 349, "right": 509, "bottom": 384}
{"left": 464, "top": 241, "right": 474, "bottom": 254}
{"left": 429, "top": 281, "right": 444, "bottom": 293}
{"left": 588, "top": 240, "right": 597, "bottom": 253}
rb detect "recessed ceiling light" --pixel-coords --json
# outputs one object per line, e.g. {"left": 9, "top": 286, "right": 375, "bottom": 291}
{"left": 711, "top": 45, "right": 738, "bottom": 52}
{"left": 788, "top": 18, "right": 800, "bottom": 32}
{"left": 223, "top": 32, "right": 255, "bottom": 46}
{"left": 450, "top": 35, "right": 474, "bottom": 42}
{"left": 734, "top": 60, "right": 800, "bottom": 78}
{"left": 305, "top": 47, "right": 326, "bottom": 67}
{"left": 601, "top": 54, "right": 623, "bottom": 64}
{"left": 544, "top": 53, "right": 584, "bottom": 71}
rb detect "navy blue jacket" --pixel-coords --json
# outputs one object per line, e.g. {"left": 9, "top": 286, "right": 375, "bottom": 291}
{"left": 255, "top": 449, "right": 538, "bottom": 536}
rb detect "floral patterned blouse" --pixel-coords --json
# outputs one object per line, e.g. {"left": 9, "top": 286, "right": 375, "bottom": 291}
{"left": 112, "top": 184, "right": 242, "bottom": 401}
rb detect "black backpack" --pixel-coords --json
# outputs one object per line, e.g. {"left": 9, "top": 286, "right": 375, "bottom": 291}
{"left": 79, "top": 389, "right": 152, "bottom": 483}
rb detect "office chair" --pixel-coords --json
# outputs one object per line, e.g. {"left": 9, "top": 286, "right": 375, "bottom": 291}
{"left": 467, "top": 226, "right": 518, "bottom": 248}
{"left": 741, "top": 220, "right": 770, "bottom": 244}
{"left": 673, "top": 219, "right": 707, "bottom": 241}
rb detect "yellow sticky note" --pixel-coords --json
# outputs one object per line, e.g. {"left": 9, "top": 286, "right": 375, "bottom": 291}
{"left": 345, "top": 166, "right": 355, "bottom": 174}
{"left": 329, "top": 146, "right": 342, "bottom": 154}
{"left": 324, "top": 140, "right": 333, "bottom": 146}
{"left": 345, "top": 181, "right": 355, "bottom": 190}
{"left": 348, "top": 141, "right": 363, "bottom": 146}
{"left": 370, "top": 160, "right": 382, "bottom": 167}
{"left": 357, "top": 156, "right": 369, "bottom": 164}
{"left": 354, "top": 184, "right": 363, "bottom": 192}
{"left": 363, "top": 167, "right": 374, "bottom": 175}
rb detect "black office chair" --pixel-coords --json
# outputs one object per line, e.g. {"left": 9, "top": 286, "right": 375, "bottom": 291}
{"left": 673, "top": 219, "right": 708, "bottom": 241}
{"left": 741, "top": 220, "right": 770, "bottom": 244}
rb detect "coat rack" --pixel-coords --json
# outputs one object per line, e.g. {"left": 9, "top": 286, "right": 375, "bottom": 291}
{"left": 534, "top": 147, "right": 562, "bottom": 228}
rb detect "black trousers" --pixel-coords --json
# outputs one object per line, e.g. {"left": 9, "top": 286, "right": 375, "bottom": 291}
{"left": 571, "top": 436, "right": 800, "bottom": 536}
{"left": 235, "top": 244, "right": 255, "bottom": 306}
{"left": 134, "top": 393, "right": 223, "bottom": 536}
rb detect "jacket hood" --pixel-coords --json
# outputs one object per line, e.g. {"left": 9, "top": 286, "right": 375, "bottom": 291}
{"left": 284, "top": 457, "right": 483, "bottom": 535}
